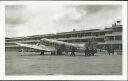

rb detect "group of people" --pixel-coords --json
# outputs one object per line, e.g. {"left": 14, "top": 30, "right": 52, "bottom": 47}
{"left": 56, "top": 45, "right": 76, "bottom": 56}
{"left": 84, "top": 47, "right": 97, "bottom": 56}
{"left": 105, "top": 47, "right": 115, "bottom": 55}
{"left": 19, "top": 44, "right": 116, "bottom": 56}
{"left": 56, "top": 44, "right": 97, "bottom": 56}
{"left": 70, "top": 46, "right": 97, "bottom": 56}
{"left": 70, "top": 46, "right": 77, "bottom": 56}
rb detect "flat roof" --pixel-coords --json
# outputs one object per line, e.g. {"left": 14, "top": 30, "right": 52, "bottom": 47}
{"left": 56, "top": 29, "right": 102, "bottom": 35}
{"left": 5, "top": 24, "right": 122, "bottom": 40}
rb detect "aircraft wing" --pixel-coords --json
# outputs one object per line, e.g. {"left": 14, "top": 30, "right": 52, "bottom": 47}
{"left": 15, "top": 42, "right": 55, "bottom": 51}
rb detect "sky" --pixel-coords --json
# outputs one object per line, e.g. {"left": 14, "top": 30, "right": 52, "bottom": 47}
{"left": 5, "top": 5, "right": 122, "bottom": 37}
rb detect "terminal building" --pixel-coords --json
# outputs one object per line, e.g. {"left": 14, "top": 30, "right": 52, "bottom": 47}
{"left": 5, "top": 20, "right": 122, "bottom": 53}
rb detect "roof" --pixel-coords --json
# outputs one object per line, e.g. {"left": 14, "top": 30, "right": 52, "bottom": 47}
{"left": 57, "top": 29, "right": 102, "bottom": 35}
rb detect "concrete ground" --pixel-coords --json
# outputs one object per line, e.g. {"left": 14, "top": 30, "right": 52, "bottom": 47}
{"left": 5, "top": 51, "right": 122, "bottom": 75}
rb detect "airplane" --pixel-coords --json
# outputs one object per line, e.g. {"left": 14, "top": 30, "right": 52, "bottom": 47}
{"left": 15, "top": 38, "right": 97, "bottom": 55}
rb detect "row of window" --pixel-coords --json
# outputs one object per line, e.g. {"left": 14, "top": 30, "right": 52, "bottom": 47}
{"left": 46, "top": 32, "right": 105, "bottom": 39}
{"left": 98, "top": 44, "right": 122, "bottom": 50}
{"left": 105, "top": 36, "right": 122, "bottom": 41}
{"left": 61, "top": 38, "right": 104, "bottom": 43}
{"left": 5, "top": 28, "right": 122, "bottom": 43}
{"left": 6, "top": 35, "right": 122, "bottom": 46}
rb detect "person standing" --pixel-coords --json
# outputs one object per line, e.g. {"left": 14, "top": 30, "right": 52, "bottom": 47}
{"left": 106, "top": 47, "right": 111, "bottom": 55}
{"left": 85, "top": 47, "right": 89, "bottom": 56}
{"left": 57, "top": 48, "right": 61, "bottom": 55}
{"left": 70, "top": 46, "right": 76, "bottom": 56}
{"left": 111, "top": 48, "right": 115, "bottom": 55}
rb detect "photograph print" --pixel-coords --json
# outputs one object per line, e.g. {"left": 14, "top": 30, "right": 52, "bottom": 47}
{"left": 5, "top": 4, "right": 123, "bottom": 75}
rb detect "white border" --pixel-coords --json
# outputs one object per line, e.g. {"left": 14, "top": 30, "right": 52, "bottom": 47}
{"left": 0, "top": 3, "right": 5, "bottom": 80}
{"left": 0, "top": 1, "right": 127, "bottom": 80}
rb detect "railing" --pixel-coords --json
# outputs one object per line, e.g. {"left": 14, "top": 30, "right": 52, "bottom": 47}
{"left": 105, "top": 40, "right": 122, "bottom": 44}
{"left": 105, "top": 32, "right": 122, "bottom": 36}
{"left": 57, "top": 36, "right": 95, "bottom": 40}
{"left": 5, "top": 40, "right": 39, "bottom": 43}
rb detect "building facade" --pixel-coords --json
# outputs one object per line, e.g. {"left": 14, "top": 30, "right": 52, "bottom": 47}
{"left": 5, "top": 21, "right": 122, "bottom": 52}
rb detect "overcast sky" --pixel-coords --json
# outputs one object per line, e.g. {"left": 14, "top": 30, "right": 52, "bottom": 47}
{"left": 5, "top": 5, "right": 122, "bottom": 37}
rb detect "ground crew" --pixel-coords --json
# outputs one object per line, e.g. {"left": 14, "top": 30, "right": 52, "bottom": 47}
{"left": 57, "top": 48, "right": 61, "bottom": 55}
{"left": 84, "top": 47, "right": 89, "bottom": 56}
{"left": 90, "top": 48, "right": 97, "bottom": 56}
{"left": 106, "top": 47, "right": 115, "bottom": 55}
{"left": 111, "top": 48, "right": 115, "bottom": 55}
{"left": 70, "top": 46, "right": 76, "bottom": 56}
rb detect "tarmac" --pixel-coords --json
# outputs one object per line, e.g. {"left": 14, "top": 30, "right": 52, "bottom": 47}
{"left": 5, "top": 51, "right": 122, "bottom": 75}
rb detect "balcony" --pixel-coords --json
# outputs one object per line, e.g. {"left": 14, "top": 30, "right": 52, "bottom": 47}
{"left": 105, "top": 32, "right": 122, "bottom": 36}
{"left": 57, "top": 36, "right": 95, "bottom": 41}
{"left": 99, "top": 40, "right": 122, "bottom": 45}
